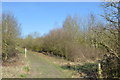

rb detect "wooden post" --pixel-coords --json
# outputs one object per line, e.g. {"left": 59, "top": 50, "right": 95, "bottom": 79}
{"left": 98, "top": 63, "right": 102, "bottom": 78}
{"left": 25, "top": 48, "right": 27, "bottom": 58}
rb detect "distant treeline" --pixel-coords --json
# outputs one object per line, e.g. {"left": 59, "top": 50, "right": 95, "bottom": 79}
{"left": 20, "top": 15, "right": 104, "bottom": 62}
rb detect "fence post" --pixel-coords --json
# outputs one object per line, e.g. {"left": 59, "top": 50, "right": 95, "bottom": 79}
{"left": 25, "top": 48, "right": 27, "bottom": 58}
{"left": 98, "top": 63, "right": 102, "bottom": 78}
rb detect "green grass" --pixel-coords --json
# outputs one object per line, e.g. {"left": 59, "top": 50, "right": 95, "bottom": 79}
{"left": 20, "top": 74, "right": 27, "bottom": 78}
{"left": 61, "top": 62, "right": 98, "bottom": 78}
{"left": 23, "top": 66, "right": 30, "bottom": 72}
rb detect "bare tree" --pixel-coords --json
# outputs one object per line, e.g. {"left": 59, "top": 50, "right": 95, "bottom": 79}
{"left": 98, "top": 1, "right": 120, "bottom": 78}
{"left": 2, "top": 12, "right": 20, "bottom": 61}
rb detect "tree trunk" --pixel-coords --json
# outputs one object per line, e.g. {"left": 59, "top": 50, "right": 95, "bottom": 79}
{"left": 118, "top": 1, "right": 120, "bottom": 58}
